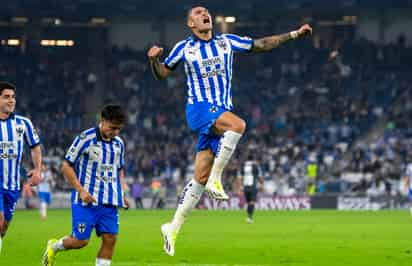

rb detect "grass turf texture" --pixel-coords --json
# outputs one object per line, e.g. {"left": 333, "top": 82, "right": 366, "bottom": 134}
{"left": 0, "top": 210, "right": 411, "bottom": 265}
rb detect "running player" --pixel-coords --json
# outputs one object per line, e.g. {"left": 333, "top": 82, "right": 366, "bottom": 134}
{"left": 42, "top": 104, "right": 128, "bottom": 266}
{"left": 148, "top": 6, "right": 312, "bottom": 256}
{"left": 0, "top": 82, "right": 42, "bottom": 254}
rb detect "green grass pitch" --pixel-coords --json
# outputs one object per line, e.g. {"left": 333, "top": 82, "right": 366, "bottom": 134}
{"left": 1, "top": 209, "right": 411, "bottom": 265}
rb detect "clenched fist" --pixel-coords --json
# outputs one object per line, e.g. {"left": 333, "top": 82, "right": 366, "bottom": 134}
{"left": 147, "top": 46, "right": 164, "bottom": 62}
{"left": 297, "top": 24, "right": 312, "bottom": 37}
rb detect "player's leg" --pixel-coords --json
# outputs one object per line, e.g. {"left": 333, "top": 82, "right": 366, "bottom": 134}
{"left": 206, "top": 111, "right": 245, "bottom": 199}
{"left": 0, "top": 189, "right": 20, "bottom": 253}
{"left": 42, "top": 204, "right": 93, "bottom": 265}
{"left": 95, "top": 234, "right": 116, "bottom": 266}
{"left": 94, "top": 206, "right": 119, "bottom": 266}
{"left": 161, "top": 149, "right": 213, "bottom": 256}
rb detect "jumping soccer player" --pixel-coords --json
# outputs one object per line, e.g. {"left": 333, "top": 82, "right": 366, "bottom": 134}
{"left": 0, "top": 82, "right": 42, "bottom": 255}
{"left": 42, "top": 104, "right": 128, "bottom": 266}
{"left": 147, "top": 6, "right": 312, "bottom": 256}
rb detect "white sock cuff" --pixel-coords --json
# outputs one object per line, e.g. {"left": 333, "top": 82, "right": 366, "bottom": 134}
{"left": 222, "top": 130, "right": 242, "bottom": 147}
{"left": 190, "top": 179, "right": 205, "bottom": 195}
{"left": 96, "top": 258, "right": 111, "bottom": 266}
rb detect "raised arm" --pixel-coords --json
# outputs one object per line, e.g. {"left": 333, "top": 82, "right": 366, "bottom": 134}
{"left": 147, "top": 45, "right": 173, "bottom": 80}
{"left": 252, "top": 24, "right": 312, "bottom": 53}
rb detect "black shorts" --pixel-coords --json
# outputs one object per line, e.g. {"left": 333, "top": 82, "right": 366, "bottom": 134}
{"left": 244, "top": 187, "right": 258, "bottom": 202}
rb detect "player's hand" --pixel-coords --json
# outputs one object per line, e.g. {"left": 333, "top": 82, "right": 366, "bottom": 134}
{"left": 27, "top": 168, "right": 42, "bottom": 186}
{"left": 147, "top": 46, "right": 164, "bottom": 62}
{"left": 79, "top": 189, "right": 97, "bottom": 204}
{"left": 297, "top": 24, "right": 312, "bottom": 37}
{"left": 123, "top": 196, "right": 130, "bottom": 210}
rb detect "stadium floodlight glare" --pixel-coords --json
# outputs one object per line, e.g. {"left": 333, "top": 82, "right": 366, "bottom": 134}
{"left": 12, "top": 17, "right": 28, "bottom": 23}
{"left": 91, "top": 17, "right": 106, "bottom": 24}
{"left": 7, "top": 39, "right": 20, "bottom": 46}
{"left": 225, "top": 16, "right": 236, "bottom": 23}
{"left": 215, "top": 16, "right": 224, "bottom": 23}
{"left": 56, "top": 40, "right": 67, "bottom": 46}
{"left": 54, "top": 18, "right": 61, "bottom": 25}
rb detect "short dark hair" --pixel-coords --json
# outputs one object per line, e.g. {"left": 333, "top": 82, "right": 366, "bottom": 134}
{"left": 0, "top": 82, "right": 16, "bottom": 95}
{"left": 101, "top": 104, "right": 126, "bottom": 124}
{"left": 186, "top": 5, "right": 208, "bottom": 21}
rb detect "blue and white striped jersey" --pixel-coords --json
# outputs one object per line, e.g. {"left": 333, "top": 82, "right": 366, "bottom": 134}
{"left": 65, "top": 127, "right": 125, "bottom": 207}
{"left": 164, "top": 33, "right": 254, "bottom": 110}
{"left": 0, "top": 114, "right": 40, "bottom": 191}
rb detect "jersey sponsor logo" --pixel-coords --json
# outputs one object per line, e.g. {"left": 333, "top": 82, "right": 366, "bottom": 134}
{"left": 201, "top": 57, "right": 222, "bottom": 67}
{"left": 201, "top": 68, "right": 226, "bottom": 79}
{"left": 0, "top": 153, "right": 18, "bottom": 159}
{"left": 0, "top": 141, "right": 16, "bottom": 150}
{"left": 209, "top": 106, "right": 218, "bottom": 113}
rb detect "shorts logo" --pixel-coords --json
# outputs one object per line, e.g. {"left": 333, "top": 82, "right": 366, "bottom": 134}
{"left": 209, "top": 106, "right": 218, "bottom": 113}
{"left": 78, "top": 223, "right": 86, "bottom": 233}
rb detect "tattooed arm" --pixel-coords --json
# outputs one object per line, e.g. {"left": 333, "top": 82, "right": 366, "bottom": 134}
{"left": 252, "top": 24, "right": 312, "bottom": 52}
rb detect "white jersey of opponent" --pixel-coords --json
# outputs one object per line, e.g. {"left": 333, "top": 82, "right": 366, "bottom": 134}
{"left": 164, "top": 33, "right": 253, "bottom": 110}
{"left": 65, "top": 127, "right": 125, "bottom": 207}
{"left": 0, "top": 114, "right": 40, "bottom": 191}
{"left": 38, "top": 169, "right": 52, "bottom": 193}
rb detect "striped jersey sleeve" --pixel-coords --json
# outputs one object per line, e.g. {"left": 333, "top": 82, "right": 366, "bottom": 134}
{"left": 223, "top": 34, "right": 253, "bottom": 53}
{"left": 65, "top": 131, "right": 93, "bottom": 164}
{"left": 21, "top": 117, "right": 40, "bottom": 148}
{"left": 116, "top": 137, "right": 125, "bottom": 169}
{"left": 163, "top": 40, "right": 186, "bottom": 70}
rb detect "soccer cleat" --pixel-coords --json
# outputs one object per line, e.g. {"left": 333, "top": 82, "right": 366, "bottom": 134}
{"left": 161, "top": 223, "right": 177, "bottom": 256}
{"left": 42, "top": 239, "right": 57, "bottom": 266}
{"left": 205, "top": 179, "right": 229, "bottom": 201}
{"left": 246, "top": 217, "right": 254, "bottom": 224}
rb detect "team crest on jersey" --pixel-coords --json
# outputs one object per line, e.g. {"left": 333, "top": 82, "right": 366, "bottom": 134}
{"left": 89, "top": 145, "right": 101, "bottom": 160}
{"left": 15, "top": 125, "right": 24, "bottom": 137}
{"left": 77, "top": 223, "right": 86, "bottom": 233}
{"left": 217, "top": 40, "right": 228, "bottom": 51}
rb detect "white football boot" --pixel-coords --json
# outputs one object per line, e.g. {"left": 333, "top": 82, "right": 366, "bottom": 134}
{"left": 161, "top": 223, "right": 177, "bottom": 256}
{"left": 205, "top": 179, "right": 229, "bottom": 201}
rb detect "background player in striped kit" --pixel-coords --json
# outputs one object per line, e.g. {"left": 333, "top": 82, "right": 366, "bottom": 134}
{"left": 42, "top": 104, "right": 129, "bottom": 266}
{"left": 0, "top": 82, "right": 42, "bottom": 255}
{"left": 148, "top": 6, "right": 312, "bottom": 256}
{"left": 241, "top": 154, "right": 264, "bottom": 224}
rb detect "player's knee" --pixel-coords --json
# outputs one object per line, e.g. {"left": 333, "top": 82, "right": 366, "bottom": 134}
{"left": 232, "top": 118, "right": 246, "bottom": 134}
{"left": 103, "top": 234, "right": 117, "bottom": 246}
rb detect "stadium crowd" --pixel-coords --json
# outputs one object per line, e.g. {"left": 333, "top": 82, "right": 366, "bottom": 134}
{"left": 2, "top": 31, "right": 412, "bottom": 205}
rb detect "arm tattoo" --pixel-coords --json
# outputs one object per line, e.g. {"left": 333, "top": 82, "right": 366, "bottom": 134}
{"left": 252, "top": 32, "right": 293, "bottom": 52}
